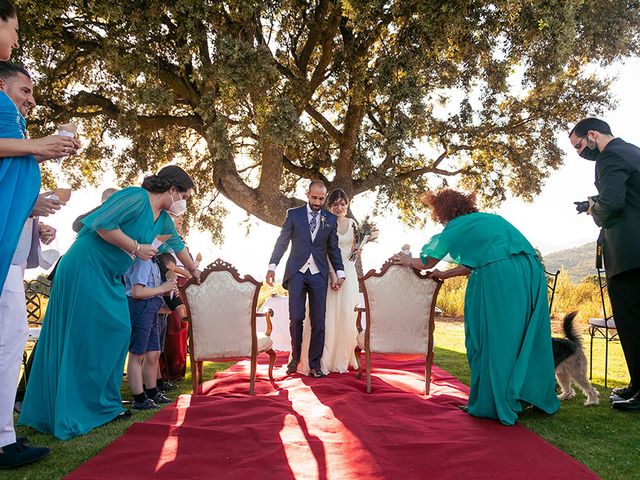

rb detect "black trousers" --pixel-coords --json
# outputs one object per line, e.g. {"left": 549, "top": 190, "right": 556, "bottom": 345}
{"left": 607, "top": 268, "right": 640, "bottom": 390}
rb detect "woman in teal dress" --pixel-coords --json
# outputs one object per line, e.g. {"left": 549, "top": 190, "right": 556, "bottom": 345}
{"left": 19, "top": 166, "right": 202, "bottom": 440}
{"left": 393, "top": 189, "right": 559, "bottom": 425}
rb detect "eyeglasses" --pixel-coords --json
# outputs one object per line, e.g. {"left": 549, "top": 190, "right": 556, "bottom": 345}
{"left": 573, "top": 135, "right": 587, "bottom": 150}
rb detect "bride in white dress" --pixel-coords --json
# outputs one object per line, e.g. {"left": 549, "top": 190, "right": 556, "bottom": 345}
{"left": 299, "top": 189, "right": 359, "bottom": 375}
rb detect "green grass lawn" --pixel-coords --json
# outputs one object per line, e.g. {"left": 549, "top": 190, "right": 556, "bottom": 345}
{"left": 7, "top": 362, "right": 232, "bottom": 480}
{"left": 434, "top": 320, "right": 640, "bottom": 480}
{"left": 6, "top": 321, "right": 639, "bottom": 479}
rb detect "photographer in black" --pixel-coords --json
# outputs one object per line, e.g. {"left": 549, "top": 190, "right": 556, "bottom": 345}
{"left": 570, "top": 118, "right": 640, "bottom": 411}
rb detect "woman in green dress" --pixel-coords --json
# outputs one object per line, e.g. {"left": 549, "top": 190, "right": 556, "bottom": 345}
{"left": 19, "top": 166, "right": 201, "bottom": 440}
{"left": 393, "top": 189, "right": 559, "bottom": 425}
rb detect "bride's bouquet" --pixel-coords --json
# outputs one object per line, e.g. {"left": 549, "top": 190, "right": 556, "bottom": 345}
{"left": 348, "top": 216, "right": 379, "bottom": 262}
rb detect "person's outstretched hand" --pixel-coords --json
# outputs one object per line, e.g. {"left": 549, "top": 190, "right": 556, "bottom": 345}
{"left": 427, "top": 269, "right": 447, "bottom": 281}
{"left": 31, "top": 192, "right": 64, "bottom": 217}
{"left": 391, "top": 251, "right": 411, "bottom": 266}
{"left": 265, "top": 270, "right": 275, "bottom": 287}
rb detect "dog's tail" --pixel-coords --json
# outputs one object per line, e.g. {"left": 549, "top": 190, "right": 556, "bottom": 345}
{"left": 562, "top": 311, "right": 581, "bottom": 345}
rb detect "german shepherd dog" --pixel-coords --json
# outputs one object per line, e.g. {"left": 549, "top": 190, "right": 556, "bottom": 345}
{"left": 552, "top": 312, "right": 600, "bottom": 405}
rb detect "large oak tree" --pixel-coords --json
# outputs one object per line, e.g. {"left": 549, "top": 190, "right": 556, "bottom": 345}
{"left": 16, "top": 0, "right": 640, "bottom": 236}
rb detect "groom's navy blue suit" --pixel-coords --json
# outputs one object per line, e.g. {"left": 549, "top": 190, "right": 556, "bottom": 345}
{"left": 269, "top": 205, "right": 344, "bottom": 370}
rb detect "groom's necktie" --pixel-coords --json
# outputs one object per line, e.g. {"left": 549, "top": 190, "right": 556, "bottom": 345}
{"left": 309, "top": 211, "right": 319, "bottom": 234}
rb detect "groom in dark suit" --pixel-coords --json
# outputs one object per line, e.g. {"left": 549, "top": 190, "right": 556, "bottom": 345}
{"left": 266, "top": 180, "right": 345, "bottom": 378}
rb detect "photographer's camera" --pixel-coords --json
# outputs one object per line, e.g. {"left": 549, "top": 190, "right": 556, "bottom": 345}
{"left": 574, "top": 200, "right": 590, "bottom": 214}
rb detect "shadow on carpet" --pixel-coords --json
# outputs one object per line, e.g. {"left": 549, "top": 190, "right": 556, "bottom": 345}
{"left": 66, "top": 353, "right": 597, "bottom": 480}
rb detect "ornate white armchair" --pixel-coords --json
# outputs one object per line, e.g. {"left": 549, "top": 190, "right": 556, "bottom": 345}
{"left": 355, "top": 260, "right": 442, "bottom": 395}
{"left": 181, "top": 259, "right": 276, "bottom": 395}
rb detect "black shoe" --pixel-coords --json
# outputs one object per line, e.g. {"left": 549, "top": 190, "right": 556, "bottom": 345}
{"left": 286, "top": 360, "right": 299, "bottom": 375}
{"left": 132, "top": 398, "right": 159, "bottom": 410}
{"left": 612, "top": 393, "right": 640, "bottom": 412}
{"left": 610, "top": 393, "right": 629, "bottom": 403}
{"left": 457, "top": 404, "right": 469, "bottom": 413}
{"left": 158, "top": 381, "right": 178, "bottom": 392}
{"left": 0, "top": 442, "right": 51, "bottom": 469}
{"left": 610, "top": 385, "right": 637, "bottom": 401}
{"left": 152, "top": 392, "right": 172, "bottom": 405}
{"left": 111, "top": 410, "right": 133, "bottom": 422}
{"left": 309, "top": 368, "right": 327, "bottom": 378}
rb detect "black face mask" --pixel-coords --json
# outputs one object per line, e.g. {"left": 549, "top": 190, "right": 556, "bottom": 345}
{"left": 579, "top": 138, "right": 600, "bottom": 161}
{"left": 579, "top": 146, "right": 600, "bottom": 161}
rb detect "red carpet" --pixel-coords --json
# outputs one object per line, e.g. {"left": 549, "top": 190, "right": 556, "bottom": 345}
{"left": 67, "top": 354, "right": 597, "bottom": 479}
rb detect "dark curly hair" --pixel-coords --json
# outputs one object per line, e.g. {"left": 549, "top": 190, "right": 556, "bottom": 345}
{"left": 141, "top": 165, "right": 194, "bottom": 194}
{"left": 420, "top": 188, "right": 478, "bottom": 224}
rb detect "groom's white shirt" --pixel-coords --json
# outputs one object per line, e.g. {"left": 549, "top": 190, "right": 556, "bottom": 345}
{"left": 268, "top": 204, "right": 345, "bottom": 278}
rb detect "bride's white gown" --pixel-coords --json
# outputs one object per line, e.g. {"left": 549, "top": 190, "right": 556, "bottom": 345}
{"left": 299, "top": 218, "right": 359, "bottom": 374}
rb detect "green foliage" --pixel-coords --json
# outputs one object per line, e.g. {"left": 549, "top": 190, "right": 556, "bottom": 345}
{"left": 435, "top": 274, "right": 467, "bottom": 316}
{"left": 15, "top": 1, "right": 640, "bottom": 236}
{"left": 543, "top": 242, "right": 597, "bottom": 283}
{"left": 551, "top": 269, "right": 611, "bottom": 321}
{"left": 437, "top": 267, "right": 612, "bottom": 321}
{"left": 257, "top": 282, "right": 288, "bottom": 310}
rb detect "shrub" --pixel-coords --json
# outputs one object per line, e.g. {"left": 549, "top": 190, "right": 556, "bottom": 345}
{"left": 551, "top": 270, "right": 610, "bottom": 323}
{"left": 433, "top": 268, "right": 611, "bottom": 322}
{"left": 258, "top": 283, "right": 288, "bottom": 309}
{"left": 436, "top": 275, "right": 467, "bottom": 316}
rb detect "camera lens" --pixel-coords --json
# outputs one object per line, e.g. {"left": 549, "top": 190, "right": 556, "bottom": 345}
{"left": 575, "top": 201, "right": 589, "bottom": 213}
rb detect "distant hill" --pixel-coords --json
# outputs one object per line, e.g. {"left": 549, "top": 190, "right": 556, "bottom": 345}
{"left": 543, "top": 242, "right": 597, "bottom": 283}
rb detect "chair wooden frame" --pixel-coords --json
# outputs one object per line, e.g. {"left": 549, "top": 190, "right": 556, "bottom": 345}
{"left": 355, "top": 260, "right": 442, "bottom": 395}
{"left": 544, "top": 269, "right": 560, "bottom": 312}
{"left": 588, "top": 268, "right": 617, "bottom": 388}
{"left": 180, "top": 258, "right": 276, "bottom": 395}
{"left": 21, "top": 278, "right": 50, "bottom": 388}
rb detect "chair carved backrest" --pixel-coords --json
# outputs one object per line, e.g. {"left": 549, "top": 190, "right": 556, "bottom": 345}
{"left": 24, "top": 277, "right": 51, "bottom": 328}
{"left": 181, "top": 259, "right": 276, "bottom": 395}
{"left": 361, "top": 262, "right": 441, "bottom": 354}
{"left": 182, "top": 259, "right": 260, "bottom": 360}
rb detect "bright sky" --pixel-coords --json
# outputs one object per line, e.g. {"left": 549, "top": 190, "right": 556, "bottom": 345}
{"left": 28, "top": 58, "right": 640, "bottom": 281}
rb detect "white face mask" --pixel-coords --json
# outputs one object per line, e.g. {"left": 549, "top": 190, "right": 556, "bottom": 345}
{"left": 39, "top": 249, "right": 60, "bottom": 270}
{"left": 168, "top": 191, "right": 187, "bottom": 216}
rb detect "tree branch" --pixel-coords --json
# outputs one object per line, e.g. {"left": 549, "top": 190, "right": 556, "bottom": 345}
{"left": 282, "top": 153, "right": 329, "bottom": 183}
{"left": 39, "top": 90, "right": 204, "bottom": 132}
{"left": 304, "top": 104, "right": 342, "bottom": 142}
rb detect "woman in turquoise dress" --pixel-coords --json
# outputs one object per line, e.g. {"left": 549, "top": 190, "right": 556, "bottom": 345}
{"left": 393, "top": 189, "right": 559, "bottom": 425}
{"left": 19, "top": 166, "right": 202, "bottom": 440}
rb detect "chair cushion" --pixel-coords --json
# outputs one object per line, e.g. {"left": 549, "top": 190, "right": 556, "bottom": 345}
{"left": 257, "top": 333, "right": 273, "bottom": 353}
{"left": 588, "top": 317, "right": 616, "bottom": 329}
{"left": 363, "top": 265, "right": 438, "bottom": 354}
{"left": 185, "top": 270, "right": 258, "bottom": 360}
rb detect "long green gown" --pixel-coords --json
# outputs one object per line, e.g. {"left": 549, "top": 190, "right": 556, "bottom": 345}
{"left": 19, "top": 187, "right": 184, "bottom": 440}
{"left": 421, "top": 212, "right": 559, "bottom": 425}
